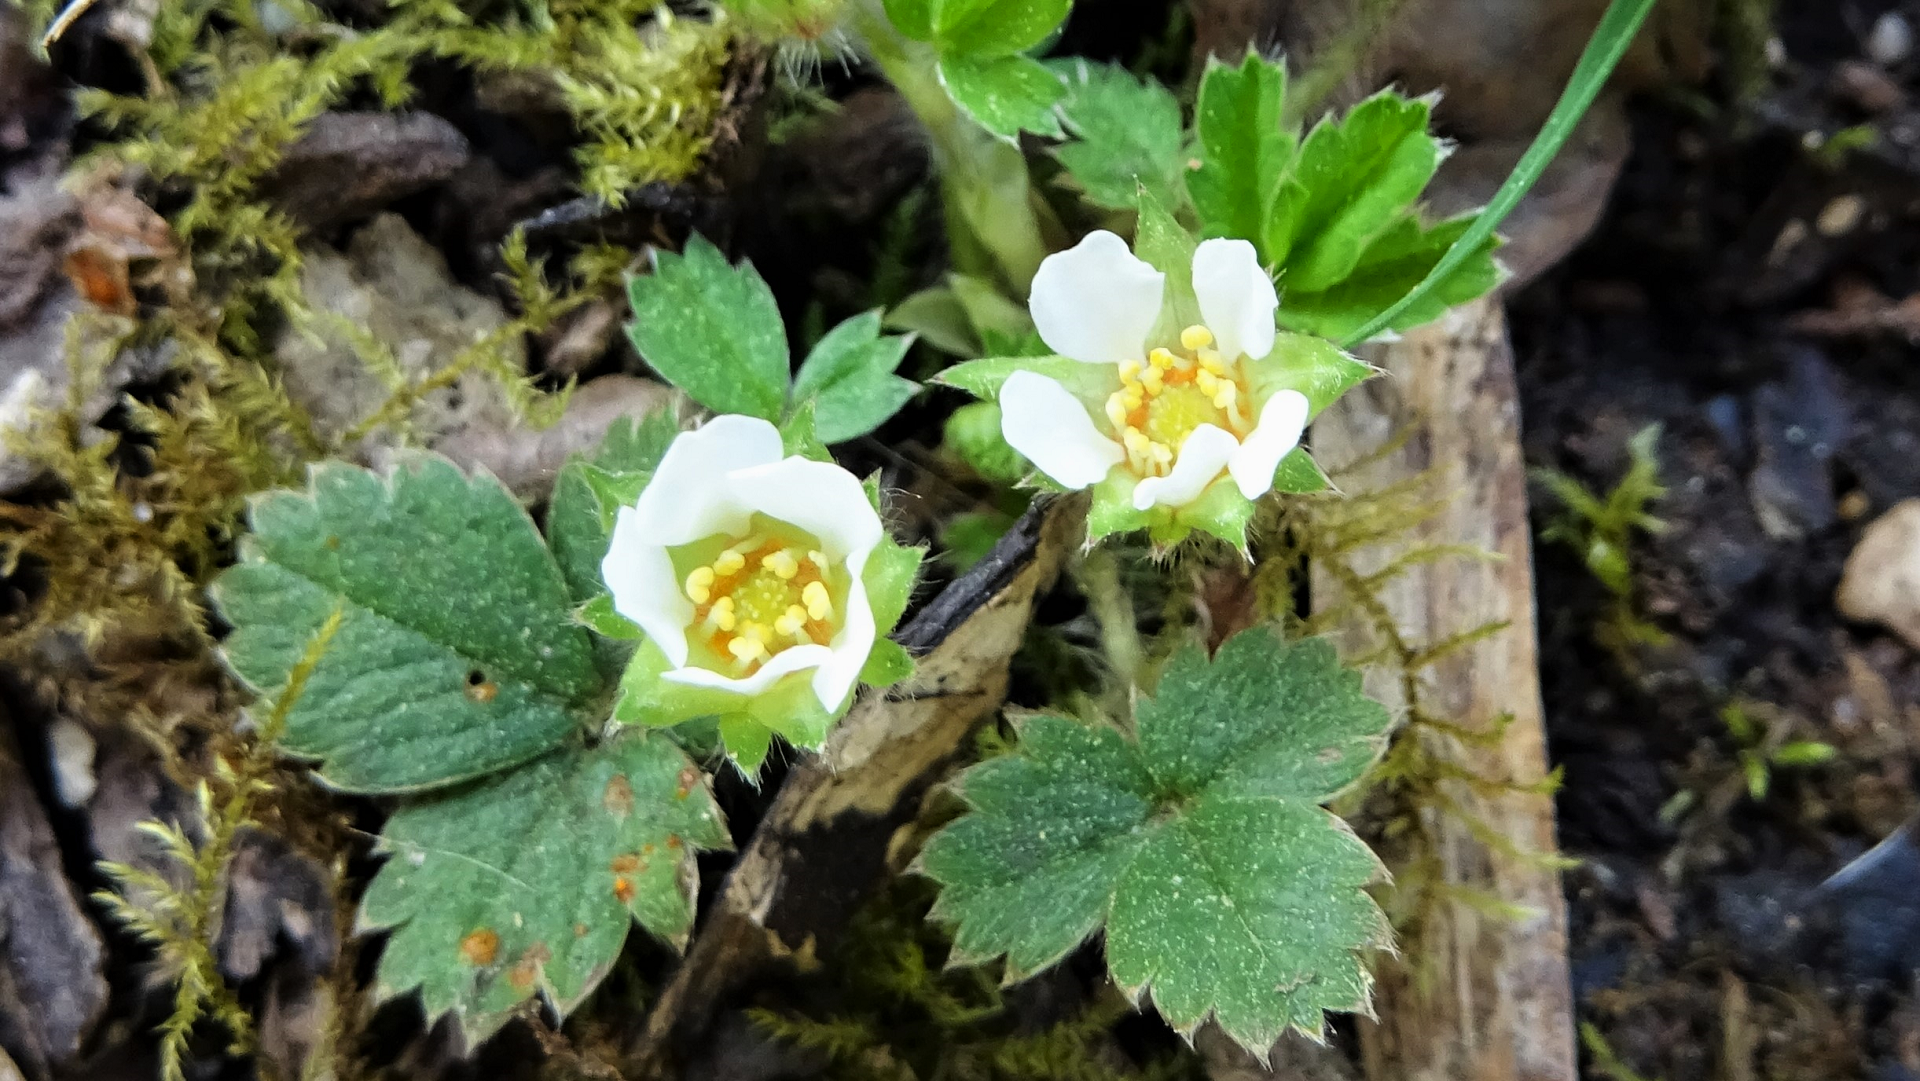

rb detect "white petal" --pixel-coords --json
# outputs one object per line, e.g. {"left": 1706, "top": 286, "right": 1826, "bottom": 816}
{"left": 603, "top": 506, "right": 694, "bottom": 667}
{"left": 725, "top": 457, "right": 883, "bottom": 565}
{"left": 1000, "top": 371, "right": 1124, "bottom": 490}
{"left": 1192, "top": 238, "right": 1277, "bottom": 361}
{"left": 1228, "top": 390, "right": 1310, "bottom": 500}
{"left": 1131, "top": 424, "right": 1240, "bottom": 510}
{"left": 812, "top": 571, "right": 877, "bottom": 711}
{"left": 664, "top": 644, "right": 836, "bottom": 698}
{"left": 1029, "top": 230, "right": 1164, "bottom": 364}
{"left": 629, "top": 414, "right": 784, "bottom": 546}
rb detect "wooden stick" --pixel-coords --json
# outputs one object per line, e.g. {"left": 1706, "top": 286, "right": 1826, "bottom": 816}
{"left": 1310, "top": 297, "right": 1576, "bottom": 1081}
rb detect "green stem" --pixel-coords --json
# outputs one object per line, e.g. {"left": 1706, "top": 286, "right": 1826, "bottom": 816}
{"left": 1076, "top": 548, "right": 1144, "bottom": 697}
{"left": 851, "top": 3, "right": 1049, "bottom": 294}
{"left": 1336, "top": 0, "right": 1658, "bottom": 347}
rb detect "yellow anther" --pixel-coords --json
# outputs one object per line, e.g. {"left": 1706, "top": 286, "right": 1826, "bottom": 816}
{"left": 743, "top": 621, "right": 771, "bottom": 643}
{"left": 1105, "top": 394, "right": 1130, "bottom": 429}
{"left": 727, "top": 636, "right": 767, "bottom": 664}
{"left": 1149, "top": 347, "right": 1176, "bottom": 370}
{"left": 802, "top": 580, "right": 833, "bottom": 622}
{"left": 762, "top": 549, "right": 800, "bottom": 580}
{"left": 1195, "top": 371, "right": 1220, "bottom": 396}
{"left": 1121, "top": 388, "right": 1145, "bottom": 410}
{"left": 774, "top": 604, "right": 808, "bottom": 638}
{"left": 1198, "top": 349, "right": 1227, "bottom": 375}
{"left": 1139, "top": 366, "right": 1165, "bottom": 393}
{"left": 808, "top": 550, "right": 829, "bottom": 571}
{"left": 707, "top": 597, "right": 738, "bottom": 632}
{"left": 1212, "top": 381, "right": 1238, "bottom": 410}
{"left": 684, "top": 566, "right": 714, "bottom": 604}
{"left": 1122, "top": 427, "right": 1151, "bottom": 454}
{"left": 1118, "top": 358, "right": 1144, "bottom": 381}
{"left": 1180, "top": 325, "right": 1214, "bottom": 351}
{"left": 1149, "top": 442, "right": 1174, "bottom": 465}
{"left": 712, "top": 549, "right": 746, "bottom": 575}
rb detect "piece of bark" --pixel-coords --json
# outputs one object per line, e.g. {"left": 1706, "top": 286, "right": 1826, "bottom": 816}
{"left": 1309, "top": 297, "right": 1574, "bottom": 1081}
{"left": 623, "top": 496, "right": 1084, "bottom": 1079}
{"left": 0, "top": 717, "right": 109, "bottom": 1080}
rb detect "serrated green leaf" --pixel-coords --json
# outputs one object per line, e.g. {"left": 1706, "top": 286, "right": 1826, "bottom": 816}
{"left": 1278, "top": 213, "right": 1501, "bottom": 341}
{"left": 793, "top": 311, "right": 920, "bottom": 443}
{"left": 941, "top": 53, "right": 1066, "bottom": 141}
{"left": 887, "top": 286, "right": 979, "bottom": 356}
{"left": 1269, "top": 92, "right": 1441, "bottom": 294}
{"left": 930, "top": 0, "right": 1070, "bottom": 56}
{"left": 1050, "top": 59, "right": 1187, "bottom": 212}
{"left": 1189, "top": 52, "right": 1294, "bottom": 250}
{"left": 627, "top": 237, "right": 789, "bottom": 420}
{"left": 360, "top": 730, "right": 729, "bottom": 1045}
{"left": 920, "top": 630, "right": 1392, "bottom": 1051}
{"left": 213, "top": 457, "right": 598, "bottom": 794}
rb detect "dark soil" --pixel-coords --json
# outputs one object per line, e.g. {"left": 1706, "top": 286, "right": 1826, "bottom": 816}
{"left": 1512, "top": 1, "right": 1920, "bottom": 1074}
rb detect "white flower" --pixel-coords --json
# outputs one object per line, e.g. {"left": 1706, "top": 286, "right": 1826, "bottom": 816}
{"left": 1003, "top": 230, "right": 1312, "bottom": 511}
{"left": 600, "top": 415, "right": 881, "bottom": 713}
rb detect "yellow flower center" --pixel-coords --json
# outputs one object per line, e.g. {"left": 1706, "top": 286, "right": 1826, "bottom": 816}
{"left": 1102, "top": 324, "right": 1253, "bottom": 477}
{"left": 679, "top": 530, "right": 837, "bottom": 675}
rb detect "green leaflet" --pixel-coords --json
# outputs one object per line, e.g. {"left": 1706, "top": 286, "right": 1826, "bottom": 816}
{"left": 792, "top": 310, "right": 920, "bottom": 443}
{"left": 627, "top": 236, "right": 790, "bottom": 420}
{"left": 360, "top": 729, "right": 730, "bottom": 1045}
{"left": 1051, "top": 59, "right": 1187, "bottom": 212}
{"left": 212, "top": 456, "right": 598, "bottom": 794}
{"left": 919, "top": 630, "right": 1394, "bottom": 1052}
{"left": 1268, "top": 91, "right": 1441, "bottom": 294}
{"left": 940, "top": 53, "right": 1066, "bottom": 141}
{"left": 886, "top": 0, "right": 1071, "bottom": 55}
{"left": 1189, "top": 52, "right": 1294, "bottom": 248}
{"left": 1278, "top": 213, "right": 1502, "bottom": 341}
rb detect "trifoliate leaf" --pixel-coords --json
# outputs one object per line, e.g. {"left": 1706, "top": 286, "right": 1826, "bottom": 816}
{"left": 941, "top": 53, "right": 1066, "bottom": 141}
{"left": 1051, "top": 59, "right": 1187, "bottom": 212}
{"left": 360, "top": 730, "right": 730, "bottom": 1045}
{"left": 792, "top": 311, "right": 919, "bottom": 443}
{"left": 920, "top": 630, "right": 1393, "bottom": 1052}
{"left": 1268, "top": 91, "right": 1442, "bottom": 295}
{"left": 1189, "top": 52, "right": 1295, "bottom": 251}
{"left": 627, "top": 236, "right": 789, "bottom": 420}
{"left": 213, "top": 457, "right": 598, "bottom": 794}
{"left": 1277, "top": 212, "right": 1502, "bottom": 341}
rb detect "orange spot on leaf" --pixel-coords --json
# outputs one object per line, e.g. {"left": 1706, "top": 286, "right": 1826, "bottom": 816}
{"left": 611, "top": 853, "right": 642, "bottom": 874}
{"left": 675, "top": 766, "right": 699, "bottom": 800}
{"left": 465, "top": 680, "right": 498, "bottom": 704}
{"left": 459, "top": 928, "right": 499, "bottom": 966}
{"left": 613, "top": 875, "right": 635, "bottom": 904}
{"left": 508, "top": 943, "right": 551, "bottom": 992}
{"left": 603, "top": 774, "right": 633, "bottom": 818}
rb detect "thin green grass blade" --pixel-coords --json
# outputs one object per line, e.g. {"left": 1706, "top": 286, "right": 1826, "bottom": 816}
{"left": 1335, "top": 0, "right": 1658, "bottom": 348}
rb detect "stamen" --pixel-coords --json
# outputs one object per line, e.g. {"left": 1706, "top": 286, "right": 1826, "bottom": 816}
{"left": 1104, "top": 393, "right": 1129, "bottom": 429}
{"left": 1195, "top": 371, "right": 1220, "bottom": 396}
{"left": 762, "top": 549, "right": 800, "bottom": 580}
{"left": 1118, "top": 359, "right": 1144, "bottom": 381}
{"left": 774, "top": 605, "right": 808, "bottom": 638}
{"left": 1139, "top": 366, "right": 1165, "bottom": 393}
{"left": 1180, "top": 325, "right": 1214, "bottom": 350}
{"left": 727, "top": 636, "right": 767, "bottom": 665}
{"left": 1198, "top": 349, "right": 1227, "bottom": 375}
{"left": 808, "top": 550, "right": 829, "bottom": 572}
{"left": 802, "top": 581, "right": 833, "bottom": 622}
{"left": 1212, "top": 381, "right": 1238, "bottom": 410}
{"left": 706, "top": 596, "right": 736, "bottom": 632}
{"left": 712, "top": 549, "right": 746, "bottom": 575}
{"left": 1148, "top": 347, "right": 1176, "bottom": 371}
{"left": 684, "top": 566, "right": 714, "bottom": 604}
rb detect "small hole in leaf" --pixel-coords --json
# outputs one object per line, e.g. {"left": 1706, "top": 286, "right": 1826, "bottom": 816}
{"left": 466, "top": 669, "right": 486, "bottom": 685}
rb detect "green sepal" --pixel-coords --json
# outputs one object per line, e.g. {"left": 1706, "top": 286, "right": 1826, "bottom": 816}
{"left": 1132, "top": 188, "right": 1201, "bottom": 345}
{"left": 864, "top": 539, "right": 926, "bottom": 636}
{"left": 860, "top": 638, "right": 916, "bottom": 688}
{"left": 940, "top": 53, "right": 1066, "bottom": 142}
{"left": 576, "top": 594, "right": 641, "bottom": 640}
{"left": 1086, "top": 469, "right": 1150, "bottom": 545}
{"left": 718, "top": 714, "right": 776, "bottom": 776}
{"left": 611, "top": 642, "right": 840, "bottom": 755}
{"left": 1169, "top": 478, "right": 1256, "bottom": 553}
{"left": 627, "top": 236, "right": 789, "bottom": 421}
{"left": 779, "top": 398, "right": 834, "bottom": 462}
{"left": 1247, "top": 332, "right": 1374, "bottom": 416}
{"left": 937, "top": 354, "right": 1115, "bottom": 403}
{"left": 1272, "top": 448, "right": 1330, "bottom": 494}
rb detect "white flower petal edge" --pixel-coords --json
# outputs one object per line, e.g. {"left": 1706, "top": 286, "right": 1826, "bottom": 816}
{"left": 1000, "top": 370, "right": 1124, "bottom": 490}
{"left": 1192, "top": 238, "right": 1278, "bottom": 362}
{"left": 1029, "top": 230, "right": 1165, "bottom": 364}
{"left": 601, "top": 416, "right": 886, "bottom": 711}
{"left": 1227, "top": 389, "right": 1311, "bottom": 500}
{"left": 1132, "top": 424, "right": 1241, "bottom": 510}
